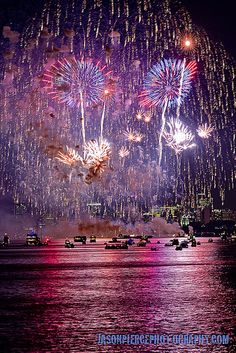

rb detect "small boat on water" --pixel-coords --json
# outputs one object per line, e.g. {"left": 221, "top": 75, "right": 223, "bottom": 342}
{"left": 180, "top": 240, "right": 188, "bottom": 248}
{"left": 74, "top": 235, "right": 86, "bottom": 244}
{"left": 65, "top": 239, "right": 74, "bottom": 248}
{"left": 90, "top": 235, "right": 96, "bottom": 243}
{"left": 105, "top": 242, "right": 128, "bottom": 249}
{"left": 165, "top": 239, "right": 179, "bottom": 247}
{"left": 141, "top": 235, "right": 152, "bottom": 243}
{"left": 137, "top": 240, "right": 147, "bottom": 247}
{"left": 127, "top": 238, "right": 135, "bottom": 245}
{"left": 117, "top": 234, "right": 130, "bottom": 239}
{"left": 1, "top": 234, "right": 10, "bottom": 248}
{"left": 151, "top": 247, "right": 157, "bottom": 251}
{"left": 208, "top": 238, "right": 213, "bottom": 243}
{"left": 230, "top": 233, "right": 236, "bottom": 242}
{"left": 26, "top": 231, "right": 49, "bottom": 246}
{"left": 175, "top": 245, "right": 182, "bottom": 250}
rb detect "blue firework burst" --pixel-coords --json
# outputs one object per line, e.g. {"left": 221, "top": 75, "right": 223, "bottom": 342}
{"left": 43, "top": 58, "right": 107, "bottom": 107}
{"left": 140, "top": 59, "right": 197, "bottom": 108}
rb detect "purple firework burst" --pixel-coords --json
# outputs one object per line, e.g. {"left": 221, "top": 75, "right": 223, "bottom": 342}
{"left": 140, "top": 59, "right": 197, "bottom": 108}
{"left": 43, "top": 57, "right": 109, "bottom": 107}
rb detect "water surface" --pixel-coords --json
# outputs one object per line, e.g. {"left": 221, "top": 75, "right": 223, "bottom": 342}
{"left": 0, "top": 238, "right": 235, "bottom": 353}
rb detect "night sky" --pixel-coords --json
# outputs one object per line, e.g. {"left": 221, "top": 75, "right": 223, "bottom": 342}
{"left": 0, "top": 0, "right": 235, "bottom": 57}
{"left": 182, "top": 0, "right": 236, "bottom": 58}
{"left": 0, "top": 0, "right": 235, "bottom": 210}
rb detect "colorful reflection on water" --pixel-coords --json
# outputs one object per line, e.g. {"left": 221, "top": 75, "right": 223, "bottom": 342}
{"left": 0, "top": 238, "right": 235, "bottom": 352}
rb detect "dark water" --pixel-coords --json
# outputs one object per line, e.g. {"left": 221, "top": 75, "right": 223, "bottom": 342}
{"left": 0, "top": 238, "right": 235, "bottom": 353}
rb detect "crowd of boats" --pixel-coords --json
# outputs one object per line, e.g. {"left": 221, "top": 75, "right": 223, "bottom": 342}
{"left": 63, "top": 232, "right": 236, "bottom": 250}
{"left": 0, "top": 230, "right": 235, "bottom": 249}
{"left": 64, "top": 234, "right": 154, "bottom": 249}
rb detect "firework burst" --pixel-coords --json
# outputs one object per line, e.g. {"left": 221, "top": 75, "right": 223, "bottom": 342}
{"left": 43, "top": 57, "right": 110, "bottom": 144}
{"left": 135, "top": 132, "right": 143, "bottom": 142}
{"left": 123, "top": 129, "right": 136, "bottom": 142}
{"left": 140, "top": 59, "right": 197, "bottom": 108}
{"left": 144, "top": 112, "right": 152, "bottom": 123}
{"left": 197, "top": 123, "right": 214, "bottom": 138}
{"left": 55, "top": 146, "right": 83, "bottom": 167}
{"left": 180, "top": 33, "right": 198, "bottom": 53}
{"left": 56, "top": 140, "right": 111, "bottom": 184}
{"left": 164, "top": 118, "right": 196, "bottom": 154}
{"left": 123, "top": 129, "right": 143, "bottom": 142}
{"left": 119, "top": 146, "right": 129, "bottom": 158}
{"left": 136, "top": 110, "right": 144, "bottom": 120}
{"left": 83, "top": 139, "right": 111, "bottom": 180}
{"left": 43, "top": 58, "right": 108, "bottom": 108}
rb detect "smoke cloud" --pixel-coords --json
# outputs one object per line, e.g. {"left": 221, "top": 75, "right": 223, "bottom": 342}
{"left": 0, "top": 197, "right": 183, "bottom": 239}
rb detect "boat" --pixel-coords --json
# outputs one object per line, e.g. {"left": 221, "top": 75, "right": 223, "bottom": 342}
{"left": 111, "top": 237, "right": 120, "bottom": 242}
{"left": 180, "top": 240, "right": 188, "bottom": 248}
{"left": 141, "top": 235, "right": 152, "bottom": 243}
{"left": 230, "top": 233, "right": 236, "bottom": 242}
{"left": 220, "top": 232, "right": 228, "bottom": 242}
{"left": 1, "top": 234, "right": 10, "bottom": 248}
{"left": 175, "top": 245, "right": 182, "bottom": 250}
{"left": 104, "top": 238, "right": 121, "bottom": 246}
{"left": 105, "top": 242, "right": 128, "bottom": 249}
{"left": 172, "top": 239, "right": 179, "bottom": 245}
{"left": 90, "top": 235, "right": 96, "bottom": 243}
{"left": 3, "top": 234, "right": 10, "bottom": 247}
{"left": 165, "top": 238, "right": 179, "bottom": 247}
{"left": 26, "top": 231, "right": 41, "bottom": 246}
{"left": 191, "top": 239, "right": 197, "bottom": 247}
{"left": 151, "top": 247, "right": 157, "bottom": 251}
{"left": 127, "top": 238, "right": 135, "bottom": 245}
{"left": 74, "top": 235, "right": 86, "bottom": 244}
{"left": 117, "top": 234, "right": 130, "bottom": 239}
{"left": 137, "top": 240, "right": 147, "bottom": 247}
{"left": 65, "top": 239, "right": 74, "bottom": 248}
{"left": 208, "top": 238, "right": 213, "bottom": 243}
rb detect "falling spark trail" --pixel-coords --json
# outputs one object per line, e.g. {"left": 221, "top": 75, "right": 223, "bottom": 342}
{"left": 175, "top": 154, "right": 181, "bottom": 204}
{"left": 176, "top": 58, "right": 186, "bottom": 119}
{"left": 69, "top": 170, "right": 73, "bottom": 182}
{"left": 100, "top": 102, "right": 106, "bottom": 142}
{"left": 80, "top": 91, "right": 86, "bottom": 144}
{"left": 158, "top": 98, "right": 168, "bottom": 167}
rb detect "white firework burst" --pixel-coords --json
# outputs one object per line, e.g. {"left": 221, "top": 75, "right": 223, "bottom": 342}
{"left": 197, "top": 123, "right": 213, "bottom": 138}
{"left": 144, "top": 112, "right": 152, "bottom": 123}
{"left": 164, "top": 118, "right": 196, "bottom": 154}
{"left": 56, "top": 146, "right": 83, "bottom": 166}
{"left": 123, "top": 129, "right": 136, "bottom": 142}
{"left": 135, "top": 132, "right": 143, "bottom": 142}
{"left": 119, "top": 146, "right": 129, "bottom": 158}
{"left": 124, "top": 129, "right": 143, "bottom": 142}
{"left": 83, "top": 139, "right": 111, "bottom": 173}
{"left": 136, "top": 110, "right": 144, "bottom": 120}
